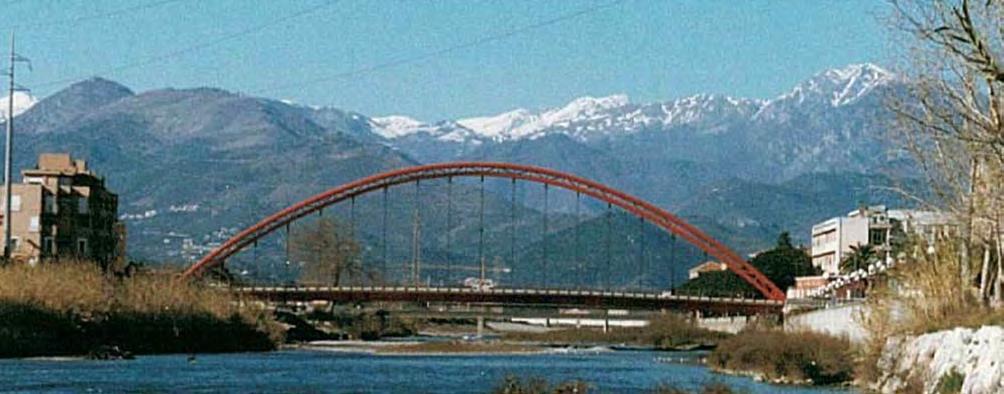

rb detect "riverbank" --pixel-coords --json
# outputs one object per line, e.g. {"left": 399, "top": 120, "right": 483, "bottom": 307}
{"left": 0, "top": 262, "right": 282, "bottom": 358}
{"left": 706, "top": 329, "right": 855, "bottom": 387}
{"left": 500, "top": 314, "right": 727, "bottom": 351}
{"left": 298, "top": 339, "right": 550, "bottom": 355}
{"left": 868, "top": 325, "right": 1004, "bottom": 393}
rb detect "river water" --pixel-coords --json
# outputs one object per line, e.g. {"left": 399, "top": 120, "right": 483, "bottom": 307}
{"left": 0, "top": 350, "right": 853, "bottom": 393}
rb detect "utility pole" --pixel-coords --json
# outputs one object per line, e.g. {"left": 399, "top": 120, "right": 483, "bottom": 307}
{"left": 3, "top": 33, "right": 15, "bottom": 261}
{"left": 3, "top": 32, "right": 28, "bottom": 262}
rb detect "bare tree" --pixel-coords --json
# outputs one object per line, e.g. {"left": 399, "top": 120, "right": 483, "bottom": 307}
{"left": 889, "top": 0, "right": 1004, "bottom": 305}
{"left": 289, "top": 218, "right": 361, "bottom": 286}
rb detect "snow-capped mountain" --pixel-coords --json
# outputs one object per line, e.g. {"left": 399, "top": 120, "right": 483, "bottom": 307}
{"left": 11, "top": 62, "right": 911, "bottom": 260}
{"left": 0, "top": 91, "right": 37, "bottom": 118}
{"left": 370, "top": 63, "right": 896, "bottom": 147}
{"left": 369, "top": 115, "right": 425, "bottom": 139}
{"left": 754, "top": 63, "right": 894, "bottom": 122}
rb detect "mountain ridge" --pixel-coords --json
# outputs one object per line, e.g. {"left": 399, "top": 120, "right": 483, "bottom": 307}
{"left": 9, "top": 62, "right": 912, "bottom": 265}
{"left": 366, "top": 63, "right": 895, "bottom": 144}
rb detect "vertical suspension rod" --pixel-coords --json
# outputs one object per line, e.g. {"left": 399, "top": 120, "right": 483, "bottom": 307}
{"left": 668, "top": 234, "right": 677, "bottom": 292}
{"left": 350, "top": 196, "right": 356, "bottom": 237}
{"left": 542, "top": 183, "right": 549, "bottom": 287}
{"left": 351, "top": 195, "right": 361, "bottom": 281}
{"left": 446, "top": 176, "right": 453, "bottom": 286}
{"left": 478, "top": 175, "right": 485, "bottom": 277}
{"left": 252, "top": 240, "right": 258, "bottom": 269}
{"left": 605, "top": 202, "right": 612, "bottom": 289}
{"left": 574, "top": 191, "right": 581, "bottom": 289}
{"left": 639, "top": 217, "right": 645, "bottom": 290}
{"left": 382, "top": 186, "right": 388, "bottom": 283}
{"left": 284, "top": 223, "right": 290, "bottom": 263}
{"left": 412, "top": 180, "right": 421, "bottom": 286}
{"left": 510, "top": 178, "right": 516, "bottom": 280}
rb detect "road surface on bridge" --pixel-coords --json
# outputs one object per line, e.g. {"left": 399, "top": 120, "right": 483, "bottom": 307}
{"left": 234, "top": 286, "right": 783, "bottom": 315}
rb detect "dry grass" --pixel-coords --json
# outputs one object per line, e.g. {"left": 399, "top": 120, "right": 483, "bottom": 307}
{"left": 0, "top": 262, "right": 267, "bottom": 323}
{"left": 859, "top": 239, "right": 979, "bottom": 335}
{"left": 707, "top": 329, "right": 854, "bottom": 385}
{"left": 0, "top": 261, "right": 109, "bottom": 314}
{"left": 856, "top": 237, "right": 1004, "bottom": 384}
{"left": 503, "top": 314, "right": 728, "bottom": 349}
{"left": 0, "top": 262, "right": 282, "bottom": 357}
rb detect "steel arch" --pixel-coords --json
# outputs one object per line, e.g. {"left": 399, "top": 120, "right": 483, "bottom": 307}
{"left": 181, "top": 162, "right": 786, "bottom": 301}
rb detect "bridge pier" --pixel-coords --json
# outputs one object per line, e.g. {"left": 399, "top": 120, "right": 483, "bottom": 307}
{"left": 476, "top": 316, "right": 484, "bottom": 338}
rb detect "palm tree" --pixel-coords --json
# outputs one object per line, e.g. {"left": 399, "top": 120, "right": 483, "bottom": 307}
{"left": 840, "top": 244, "right": 877, "bottom": 275}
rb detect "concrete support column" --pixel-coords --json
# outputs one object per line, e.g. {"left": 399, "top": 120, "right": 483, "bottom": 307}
{"left": 476, "top": 316, "right": 484, "bottom": 338}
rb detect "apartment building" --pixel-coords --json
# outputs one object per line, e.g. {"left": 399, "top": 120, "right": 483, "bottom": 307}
{"left": 0, "top": 153, "right": 120, "bottom": 268}
{"left": 810, "top": 205, "right": 954, "bottom": 277}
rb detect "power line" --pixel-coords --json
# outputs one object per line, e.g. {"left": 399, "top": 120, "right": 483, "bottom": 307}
{"left": 253, "top": 0, "right": 621, "bottom": 95}
{"left": 11, "top": 0, "right": 188, "bottom": 30}
{"left": 33, "top": 0, "right": 338, "bottom": 89}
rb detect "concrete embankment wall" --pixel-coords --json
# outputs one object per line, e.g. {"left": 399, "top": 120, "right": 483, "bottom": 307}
{"left": 784, "top": 303, "right": 868, "bottom": 343}
{"left": 695, "top": 316, "right": 756, "bottom": 334}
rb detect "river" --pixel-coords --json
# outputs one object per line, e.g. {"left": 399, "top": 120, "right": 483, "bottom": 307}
{"left": 0, "top": 350, "right": 853, "bottom": 393}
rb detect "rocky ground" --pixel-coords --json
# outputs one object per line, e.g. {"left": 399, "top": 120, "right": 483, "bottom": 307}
{"left": 872, "top": 326, "right": 1004, "bottom": 393}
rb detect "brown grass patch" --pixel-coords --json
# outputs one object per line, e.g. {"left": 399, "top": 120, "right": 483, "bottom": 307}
{"left": 707, "top": 329, "right": 854, "bottom": 385}
{"left": 0, "top": 262, "right": 282, "bottom": 357}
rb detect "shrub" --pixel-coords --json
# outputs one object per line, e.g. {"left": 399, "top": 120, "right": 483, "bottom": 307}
{"left": 492, "top": 375, "right": 590, "bottom": 394}
{"left": 934, "top": 369, "right": 965, "bottom": 394}
{"left": 653, "top": 381, "right": 742, "bottom": 394}
{"left": 707, "top": 329, "right": 853, "bottom": 385}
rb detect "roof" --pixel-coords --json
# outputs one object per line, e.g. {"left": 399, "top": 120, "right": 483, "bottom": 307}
{"left": 22, "top": 153, "right": 92, "bottom": 176}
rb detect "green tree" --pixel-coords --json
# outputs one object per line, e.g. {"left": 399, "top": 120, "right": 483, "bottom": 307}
{"left": 676, "top": 231, "right": 818, "bottom": 298}
{"left": 747, "top": 232, "right": 817, "bottom": 291}
{"left": 839, "top": 244, "right": 877, "bottom": 275}
{"left": 675, "top": 270, "right": 757, "bottom": 298}
{"left": 776, "top": 231, "right": 794, "bottom": 249}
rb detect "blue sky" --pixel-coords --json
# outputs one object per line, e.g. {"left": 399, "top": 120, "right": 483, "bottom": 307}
{"left": 5, "top": 0, "right": 890, "bottom": 120}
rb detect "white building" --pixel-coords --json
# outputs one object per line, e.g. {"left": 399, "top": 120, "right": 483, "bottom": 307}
{"left": 810, "top": 205, "right": 953, "bottom": 277}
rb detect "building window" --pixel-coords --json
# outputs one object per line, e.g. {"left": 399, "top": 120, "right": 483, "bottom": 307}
{"left": 58, "top": 177, "right": 71, "bottom": 187}
{"left": 42, "top": 236, "right": 53, "bottom": 255}
{"left": 869, "top": 229, "right": 887, "bottom": 246}
{"left": 9, "top": 237, "right": 19, "bottom": 252}
{"left": 9, "top": 194, "right": 20, "bottom": 212}
{"left": 77, "top": 238, "right": 88, "bottom": 256}
{"left": 77, "top": 197, "right": 88, "bottom": 214}
{"left": 24, "top": 176, "right": 42, "bottom": 185}
{"left": 29, "top": 216, "right": 39, "bottom": 232}
{"left": 44, "top": 195, "right": 56, "bottom": 214}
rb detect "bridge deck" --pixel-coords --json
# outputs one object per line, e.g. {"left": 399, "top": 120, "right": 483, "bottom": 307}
{"left": 233, "top": 286, "right": 783, "bottom": 315}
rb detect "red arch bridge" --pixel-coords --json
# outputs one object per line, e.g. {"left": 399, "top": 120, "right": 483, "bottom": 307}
{"left": 183, "top": 162, "right": 785, "bottom": 314}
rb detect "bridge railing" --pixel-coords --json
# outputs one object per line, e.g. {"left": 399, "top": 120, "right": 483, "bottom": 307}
{"left": 231, "top": 285, "right": 784, "bottom": 307}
